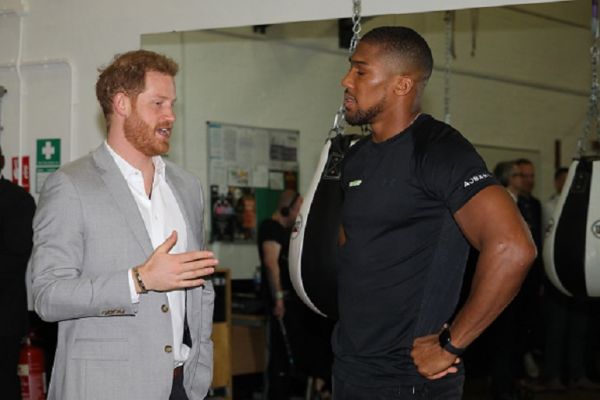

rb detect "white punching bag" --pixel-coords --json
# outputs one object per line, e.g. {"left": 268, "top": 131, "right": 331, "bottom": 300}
{"left": 289, "top": 134, "right": 361, "bottom": 318}
{"left": 544, "top": 156, "right": 600, "bottom": 297}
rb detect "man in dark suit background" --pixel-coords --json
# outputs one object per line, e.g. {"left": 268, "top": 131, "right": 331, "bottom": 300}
{"left": 515, "top": 158, "right": 542, "bottom": 250}
{"left": 0, "top": 145, "right": 36, "bottom": 400}
{"left": 514, "top": 158, "right": 544, "bottom": 381}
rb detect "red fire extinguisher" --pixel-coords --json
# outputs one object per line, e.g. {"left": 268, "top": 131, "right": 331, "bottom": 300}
{"left": 18, "top": 333, "right": 47, "bottom": 400}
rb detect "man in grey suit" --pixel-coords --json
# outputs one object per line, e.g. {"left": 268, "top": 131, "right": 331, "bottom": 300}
{"left": 30, "top": 50, "right": 218, "bottom": 400}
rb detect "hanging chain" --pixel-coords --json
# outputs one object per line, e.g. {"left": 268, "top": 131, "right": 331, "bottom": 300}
{"left": 579, "top": 0, "right": 600, "bottom": 156}
{"left": 579, "top": 41, "right": 600, "bottom": 155}
{"left": 0, "top": 86, "right": 6, "bottom": 136}
{"left": 470, "top": 9, "right": 479, "bottom": 57}
{"left": 331, "top": 0, "right": 362, "bottom": 136}
{"left": 349, "top": 0, "right": 362, "bottom": 54}
{"left": 443, "top": 11, "right": 455, "bottom": 125}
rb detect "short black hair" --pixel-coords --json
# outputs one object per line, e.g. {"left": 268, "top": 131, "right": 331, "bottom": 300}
{"left": 361, "top": 26, "right": 433, "bottom": 82}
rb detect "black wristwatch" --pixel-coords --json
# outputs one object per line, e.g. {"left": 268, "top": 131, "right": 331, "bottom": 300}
{"left": 438, "top": 326, "right": 465, "bottom": 356}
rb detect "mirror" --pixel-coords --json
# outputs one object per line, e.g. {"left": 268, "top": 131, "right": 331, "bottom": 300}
{"left": 142, "top": 3, "right": 589, "bottom": 277}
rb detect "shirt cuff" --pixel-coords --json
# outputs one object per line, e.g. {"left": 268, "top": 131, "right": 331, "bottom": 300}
{"left": 128, "top": 268, "right": 141, "bottom": 304}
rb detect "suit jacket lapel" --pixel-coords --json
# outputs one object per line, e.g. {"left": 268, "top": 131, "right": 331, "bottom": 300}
{"left": 165, "top": 166, "right": 199, "bottom": 251}
{"left": 91, "top": 145, "right": 154, "bottom": 257}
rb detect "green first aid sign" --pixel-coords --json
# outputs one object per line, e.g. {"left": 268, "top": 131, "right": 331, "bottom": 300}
{"left": 35, "top": 138, "right": 61, "bottom": 193}
{"left": 36, "top": 139, "right": 61, "bottom": 167}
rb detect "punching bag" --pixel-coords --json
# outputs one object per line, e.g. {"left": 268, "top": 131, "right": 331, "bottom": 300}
{"left": 544, "top": 156, "right": 600, "bottom": 297}
{"left": 289, "top": 133, "right": 361, "bottom": 318}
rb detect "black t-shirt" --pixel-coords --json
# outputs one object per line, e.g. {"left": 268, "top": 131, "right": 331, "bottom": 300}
{"left": 257, "top": 218, "right": 293, "bottom": 294}
{"left": 332, "top": 114, "right": 498, "bottom": 387}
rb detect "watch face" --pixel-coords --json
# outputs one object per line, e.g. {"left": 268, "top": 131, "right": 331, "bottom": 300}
{"left": 438, "top": 327, "right": 464, "bottom": 356}
{"left": 438, "top": 327, "right": 451, "bottom": 347}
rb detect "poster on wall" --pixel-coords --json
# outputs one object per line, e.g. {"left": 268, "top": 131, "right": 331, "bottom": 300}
{"left": 210, "top": 185, "right": 256, "bottom": 242}
{"left": 207, "top": 122, "right": 299, "bottom": 243}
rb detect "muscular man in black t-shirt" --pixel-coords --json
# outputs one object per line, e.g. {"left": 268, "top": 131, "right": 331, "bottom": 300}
{"left": 332, "top": 26, "right": 536, "bottom": 399}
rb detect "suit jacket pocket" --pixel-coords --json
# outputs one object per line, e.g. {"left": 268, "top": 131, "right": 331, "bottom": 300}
{"left": 72, "top": 338, "right": 129, "bottom": 360}
{"left": 72, "top": 339, "right": 132, "bottom": 400}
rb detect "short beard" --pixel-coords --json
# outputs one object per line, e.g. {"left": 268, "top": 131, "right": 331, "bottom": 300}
{"left": 124, "top": 109, "right": 169, "bottom": 157}
{"left": 344, "top": 99, "right": 385, "bottom": 126}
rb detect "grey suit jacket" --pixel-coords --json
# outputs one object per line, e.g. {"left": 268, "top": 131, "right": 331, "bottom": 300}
{"left": 31, "top": 145, "right": 214, "bottom": 400}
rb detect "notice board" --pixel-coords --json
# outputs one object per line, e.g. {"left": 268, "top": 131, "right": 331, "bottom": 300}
{"left": 207, "top": 121, "right": 299, "bottom": 243}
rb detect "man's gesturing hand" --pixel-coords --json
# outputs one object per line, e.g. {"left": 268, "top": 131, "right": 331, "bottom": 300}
{"left": 136, "top": 231, "right": 218, "bottom": 292}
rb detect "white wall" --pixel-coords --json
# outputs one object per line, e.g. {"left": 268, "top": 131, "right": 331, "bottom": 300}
{"left": 0, "top": 0, "right": 566, "bottom": 179}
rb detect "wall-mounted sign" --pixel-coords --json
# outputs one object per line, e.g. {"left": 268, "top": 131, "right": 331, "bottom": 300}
{"left": 36, "top": 138, "right": 61, "bottom": 193}
{"left": 11, "top": 155, "right": 30, "bottom": 192}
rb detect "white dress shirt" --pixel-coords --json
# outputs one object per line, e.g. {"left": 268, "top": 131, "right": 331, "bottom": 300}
{"left": 105, "top": 142, "right": 190, "bottom": 366}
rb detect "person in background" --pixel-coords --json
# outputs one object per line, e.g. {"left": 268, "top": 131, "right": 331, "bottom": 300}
{"left": 486, "top": 160, "right": 534, "bottom": 400}
{"left": 258, "top": 190, "right": 304, "bottom": 399}
{"left": 0, "top": 145, "right": 36, "bottom": 400}
{"left": 515, "top": 158, "right": 542, "bottom": 253}
{"left": 541, "top": 167, "right": 567, "bottom": 234}
{"left": 333, "top": 26, "right": 535, "bottom": 400}
{"left": 493, "top": 160, "right": 522, "bottom": 202}
{"left": 30, "top": 50, "right": 218, "bottom": 400}
{"left": 514, "top": 158, "right": 544, "bottom": 380}
{"left": 257, "top": 190, "right": 335, "bottom": 399}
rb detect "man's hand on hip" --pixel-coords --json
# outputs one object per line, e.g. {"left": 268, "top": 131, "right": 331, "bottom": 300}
{"left": 411, "top": 331, "right": 460, "bottom": 380}
{"left": 137, "top": 230, "right": 218, "bottom": 292}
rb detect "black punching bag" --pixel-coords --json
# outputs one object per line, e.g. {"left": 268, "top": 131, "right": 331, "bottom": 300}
{"left": 289, "top": 134, "right": 361, "bottom": 318}
{"left": 544, "top": 156, "right": 600, "bottom": 297}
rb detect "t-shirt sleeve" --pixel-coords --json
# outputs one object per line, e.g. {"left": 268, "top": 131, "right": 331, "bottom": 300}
{"left": 260, "top": 220, "right": 283, "bottom": 245}
{"left": 420, "top": 130, "right": 499, "bottom": 214}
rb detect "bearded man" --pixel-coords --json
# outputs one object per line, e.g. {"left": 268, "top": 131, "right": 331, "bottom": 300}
{"left": 333, "top": 27, "right": 536, "bottom": 399}
{"left": 31, "top": 50, "right": 218, "bottom": 400}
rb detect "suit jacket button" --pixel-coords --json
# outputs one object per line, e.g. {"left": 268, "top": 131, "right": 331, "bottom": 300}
{"left": 161, "top": 304, "right": 169, "bottom": 313}
{"left": 164, "top": 345, "right": 172, "bottom": 353}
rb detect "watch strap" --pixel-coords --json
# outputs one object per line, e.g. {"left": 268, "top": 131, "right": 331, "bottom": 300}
{"left": 438, "top": 326, "right": 465, "bottom": 356}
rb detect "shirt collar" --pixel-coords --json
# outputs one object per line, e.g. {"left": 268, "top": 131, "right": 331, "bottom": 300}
{"left": 104, "top": 141, "right": 165, "bottom": 182}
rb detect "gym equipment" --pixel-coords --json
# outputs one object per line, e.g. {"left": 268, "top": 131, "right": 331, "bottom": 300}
{"left": 288, "top": 0, "right": 363, "bottom": 319}
{"left": 0, "top": 86, "right": 6, "bottom": 136}
{"left": 289, "top": 132, "right": 360, "bottom": 318}
{"left": 544, "top": 0, "right": 600, "bottom": 297}
{"left": 278, "top": 318, "right": 295, "bottom": 371}
{"left": 443, "top": 10, "right": 455, "bottom": 124}
{"left": 544, "top": 157, "right": 600, "bottom": 297}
